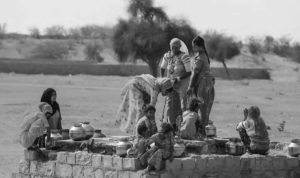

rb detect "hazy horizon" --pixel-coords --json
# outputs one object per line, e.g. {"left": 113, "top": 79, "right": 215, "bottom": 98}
{"left": 0, "top": 0, "right": 299, "bottom": 41}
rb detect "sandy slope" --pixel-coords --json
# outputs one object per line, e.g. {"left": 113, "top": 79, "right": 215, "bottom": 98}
{"left": 0, "top": 68, "right": 300, "bottom": 177}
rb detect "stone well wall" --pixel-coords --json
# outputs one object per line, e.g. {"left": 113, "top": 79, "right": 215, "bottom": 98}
{"left": 12, "top": 151, "right": 300, "bottom": 178}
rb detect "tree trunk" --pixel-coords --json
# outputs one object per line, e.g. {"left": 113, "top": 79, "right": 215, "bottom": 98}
{"left": 147, "top": 58, "right": 159, "bottom": 77}
{"left": 222, "top": 59, "right": 230, "bottom": 78}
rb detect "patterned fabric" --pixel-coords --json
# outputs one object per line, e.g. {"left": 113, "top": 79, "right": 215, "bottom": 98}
{"left": 19, "top": 104, "right": 50, "bottom": 149}
{"left": 237, "top": 117, "right": 270, "bottom": 153}
{"left": 135, "top": 116, "right": 157, "bottom": 139}
{"left": 191, "top": 54, "right": 215, "bottom": 135}
{"left": 161, "top": 52, "right": 191, "bottom": 78}
{"left": 115, "top": 75, "right": 159, "bottom": 134}
{"left": 127, "top": 136, "right": 149, "bottom": 158}
{"left": 180, "top": 110, "right": 199, "bottom": 139}
{"left": 139, "top": 132, "right": 174, "bottom": 170}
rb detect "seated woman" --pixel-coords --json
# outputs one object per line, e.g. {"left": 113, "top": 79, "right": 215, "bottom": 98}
{"left": 140, "top": 122, "right": 174, "bottom": 172}
{"left": 115, "top": 74, "right": 174, "bottom": 134}
{"left": 180, "top": 98, "right": 202, "bottom": 139}
{"left": 236, "top": 106, "right": 270, "bottom": 155}
{"left": 135, "top": 105, "right": 157, "bottom": 138}
{"left": 19, "top": 103, "right": 53, "bottom": 156}
{"left": 41, "top": 88, "right": 62, "bottom": 130}
{"left": 127, "top": 124, "right": 149, "bottom": 158}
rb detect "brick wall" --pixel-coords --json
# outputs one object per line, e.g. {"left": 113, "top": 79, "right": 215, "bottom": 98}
{"left": 12, "top": 151, "right": 300, "bottom": 178}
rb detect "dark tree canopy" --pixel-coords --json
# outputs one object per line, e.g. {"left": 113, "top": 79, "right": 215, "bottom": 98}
{"left": 113, "top": 0, "right": 197, "bottom": 76}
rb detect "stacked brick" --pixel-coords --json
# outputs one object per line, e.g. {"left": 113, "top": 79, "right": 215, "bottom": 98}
{"left": 12, "top": 151, "right": 300, "bottom": 178}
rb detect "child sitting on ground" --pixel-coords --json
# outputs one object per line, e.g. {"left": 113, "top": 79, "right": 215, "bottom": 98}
{"left": 139, "top": 122, "right": 174, "bottom": 172}
{"left": 180, "top": 98, "right": 202, "bottom": 139}
{"left": 127, "top": 124, "right": 149, "bottom": 158}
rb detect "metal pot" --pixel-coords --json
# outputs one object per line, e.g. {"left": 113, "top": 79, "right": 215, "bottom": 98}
{"left": 116, "top": 138, "right": 132, "bottom": 157}
{"left": 226, "top": 138, "right": 245, "bottom": 155}
{"left": 205, "top": 120, "right": 216, "bottom": 137}
{"left": 50, "top": 129, "right": 63, "bottom": 147}
{"left": 80, "top": 122, "right": 94, "bottom": 140}
{"left": 69, "top": 124, "right": 86, "bottom": 141}
{"left": 288, "top": 139, "right": 300, "bottom": 157}
{"left": 173, "top": 136, "right": 185, "bottom": 157}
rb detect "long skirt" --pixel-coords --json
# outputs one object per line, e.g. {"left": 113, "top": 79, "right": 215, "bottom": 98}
{"left": 115, "top": 82, "right": 150, "bottom": 134}
{"left": 194, "top": 76, "right": 215, "bottom": 135}
{"left": 139, "top": 147, "right": 171, "bottom": 170}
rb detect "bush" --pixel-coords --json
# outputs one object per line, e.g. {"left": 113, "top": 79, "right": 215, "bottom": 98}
{"left": 84, "top": 41, "right": 104, "bottom": 62}
{"left": 30, "top": 41, "right": 69, "bottom": 60}
{"left": 248, "top": 36, "right": 263, "bottom": 55}
{"left": 28, "top": 27, "right": 40, "bottom": 39}
{"left": 273, "top": 36, "right": 292, "bottom": 57}
{"left": 291, "top": 43, "right": 300, "bottom": 63}
{"left": 45, "top": 25, "right": 67, "bottom": 39}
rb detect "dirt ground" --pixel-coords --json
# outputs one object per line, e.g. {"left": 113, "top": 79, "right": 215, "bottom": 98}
{"left": 0, "top": 70, "right": 300, "bottom": 177}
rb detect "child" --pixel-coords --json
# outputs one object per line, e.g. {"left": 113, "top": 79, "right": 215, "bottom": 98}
{"left": 127, "top": 124, "right": 149, "bottom": 158}
{"left": 140, "top": 122, "right": 175, "bottom": 172}
{"left": 180, "top": 98, "right": 201, "bottom": 139}
{"left": 236, "top": 106, "right": 270, "bottom": 155}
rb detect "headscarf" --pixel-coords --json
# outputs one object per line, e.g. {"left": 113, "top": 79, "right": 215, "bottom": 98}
{"left": 158, "top": 122, "right": 173, "bottom": 133}
{"left": 156, "top": 78, "right": 173, "bottom": 93}
{"left": 192, "top": 36, "right": 210, "bottom": 64}
{"left": 41, "top": 88, "right": 60, "bottom": 115}
{"left": 20, "top": 102, "right": 52, "bottom": 133}
{"left": 170, "top": 38, "right": 189, "bottom": 55}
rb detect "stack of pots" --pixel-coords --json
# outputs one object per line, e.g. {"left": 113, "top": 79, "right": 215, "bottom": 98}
{"left": 69, "top": 122, "right": 95, "bottom": 141}
{"left": 225, "top": 138, "right": 245, "bottom": 156}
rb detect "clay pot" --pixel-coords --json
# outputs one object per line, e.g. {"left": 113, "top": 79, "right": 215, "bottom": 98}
{"left": 205, "top": 120, "right": 216, "bottom": 137}
{"left": 93, "top": 129, "right": 106, "bottom": 138}
{"left": 61, "top": 129, "right": 70, "bottom": 140}
{"left": 116, "top": 138, "right": 132, "bottom": 157}
{"left": 80, "top": 122, "right": 94, "bottom": 140}
{"left": 288, "top": 139, "right": 300, "bottom": 157}
{"left": 69, "top": 124, "right": 86, "bottom": 141}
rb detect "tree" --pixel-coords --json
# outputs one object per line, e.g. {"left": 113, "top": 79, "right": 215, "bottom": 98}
{"left": 0, "top": 23, "right": 7, "bottom": 39}
{"left": 28, "top": 27, "right": 40, "bottom": 39}
{"left": 113, "top": 0, "right": 197, "bottom": 76}
{"left": 45, "top": 25, "right": 67, "bottom": 39}
{"left": 203, "top": 31, "right": 240, "bottom": 77}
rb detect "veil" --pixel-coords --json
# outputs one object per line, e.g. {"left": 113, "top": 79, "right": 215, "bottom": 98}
{"left": 180, "top": 40, "right": 189, "bottom": 55}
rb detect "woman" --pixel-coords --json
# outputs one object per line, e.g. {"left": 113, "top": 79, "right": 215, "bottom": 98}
{"left": 187, "top": 36, "right": 215, "bottom": 135}
{"left": 19, "top": 102, "right": 52, "bottom": 150}
{"left": 41, "top": 88, "right": 62, "bottom": 130}
{"left": 236, "top": 106, "right": 270, "bottom": 155}
{"left": 140, "top": 122, "right": 174, "bottom": 172}
{"left": 180, "top": 98, "right": 202, "bottom": 139}
{"left": 160, "top": 38, "right": 191, "bottom": 128}
{"left": 115, "top": 74, "right": 174, "bottom": 134}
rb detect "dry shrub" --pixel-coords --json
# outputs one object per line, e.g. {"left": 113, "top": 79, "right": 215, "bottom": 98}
{"left": 84, "top": 41, "right": 104, "bottom": 62}
{"left": 248, "top": 37, "right": 263, "bottom": 55}
{"left": 30, "top": 41, "right": 69, "bottom": 60}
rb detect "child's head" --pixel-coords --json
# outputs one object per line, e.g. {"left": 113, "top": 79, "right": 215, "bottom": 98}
{"left": 158, "top": 122, "right": 174, "bottom": 135}
{"left": 248, "top": 106, "right": 260, "bottom": 119}
{"left": 188, "top": 98, "right": 202, "bottom": 112}
{"left": 143, "top": 105, "right": 156, "bottom": 120}
{"left": 137, "top": 124, "right": 148, "bottom": 137}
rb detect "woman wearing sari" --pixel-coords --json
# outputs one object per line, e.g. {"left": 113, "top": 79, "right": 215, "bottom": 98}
{"left": 160, "top": 38, "right": 191, "bottom": 129}
{"left": 187, "top": 36, "right": 215, "bottom": 135}
{"left": 19, "top": 102, "right": 52, "bottom": 150}
{"left": 41, "top": 88, "right": 62, "bottom": 130}
{"left": 115, "top": 74, "right": 174, "bottom": 134}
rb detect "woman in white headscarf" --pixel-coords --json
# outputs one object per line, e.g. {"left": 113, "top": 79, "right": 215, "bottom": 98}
{"left": 19, "top": 102, "right": 53, "bottom": 149}
{"left": 115, "top": 74, "right": 174, "bottom": 134}
{"left": 160, "top": 38, "right": 191, "bottom": 129}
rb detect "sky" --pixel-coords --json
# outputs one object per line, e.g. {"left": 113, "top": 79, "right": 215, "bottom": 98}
{"left": 0, "top": 0, "right": 299, "bottom": 41}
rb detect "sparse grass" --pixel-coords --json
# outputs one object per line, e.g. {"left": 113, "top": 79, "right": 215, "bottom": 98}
{"left": 30, "top": 40, "right": 69, "bottom": 60}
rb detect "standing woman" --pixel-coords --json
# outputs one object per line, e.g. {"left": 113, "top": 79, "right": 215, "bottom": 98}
{"left": 187, "top": 36, "right": 215, "bottom": 135}
{"left": 115, "top": 74, "right": 174, "bottom": 134}
{"left": 41, "top": 88, "right": 62, "bottom": 130}
{"left": 160, "top": 38, "right": 191, "bottom": 128}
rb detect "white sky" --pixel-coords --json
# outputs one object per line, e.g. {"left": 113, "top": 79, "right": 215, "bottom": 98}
{"left": 0, "top": 0, "right": 299, "bottom": 41}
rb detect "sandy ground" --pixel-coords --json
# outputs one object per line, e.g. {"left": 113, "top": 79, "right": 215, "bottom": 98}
{"left": 0, "top": 70, "right": 300, "bottom": 177}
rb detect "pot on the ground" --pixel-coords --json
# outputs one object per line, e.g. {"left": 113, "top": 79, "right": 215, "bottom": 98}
{"left": 69, "top": 124, "right": 86, "bottom": 141}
